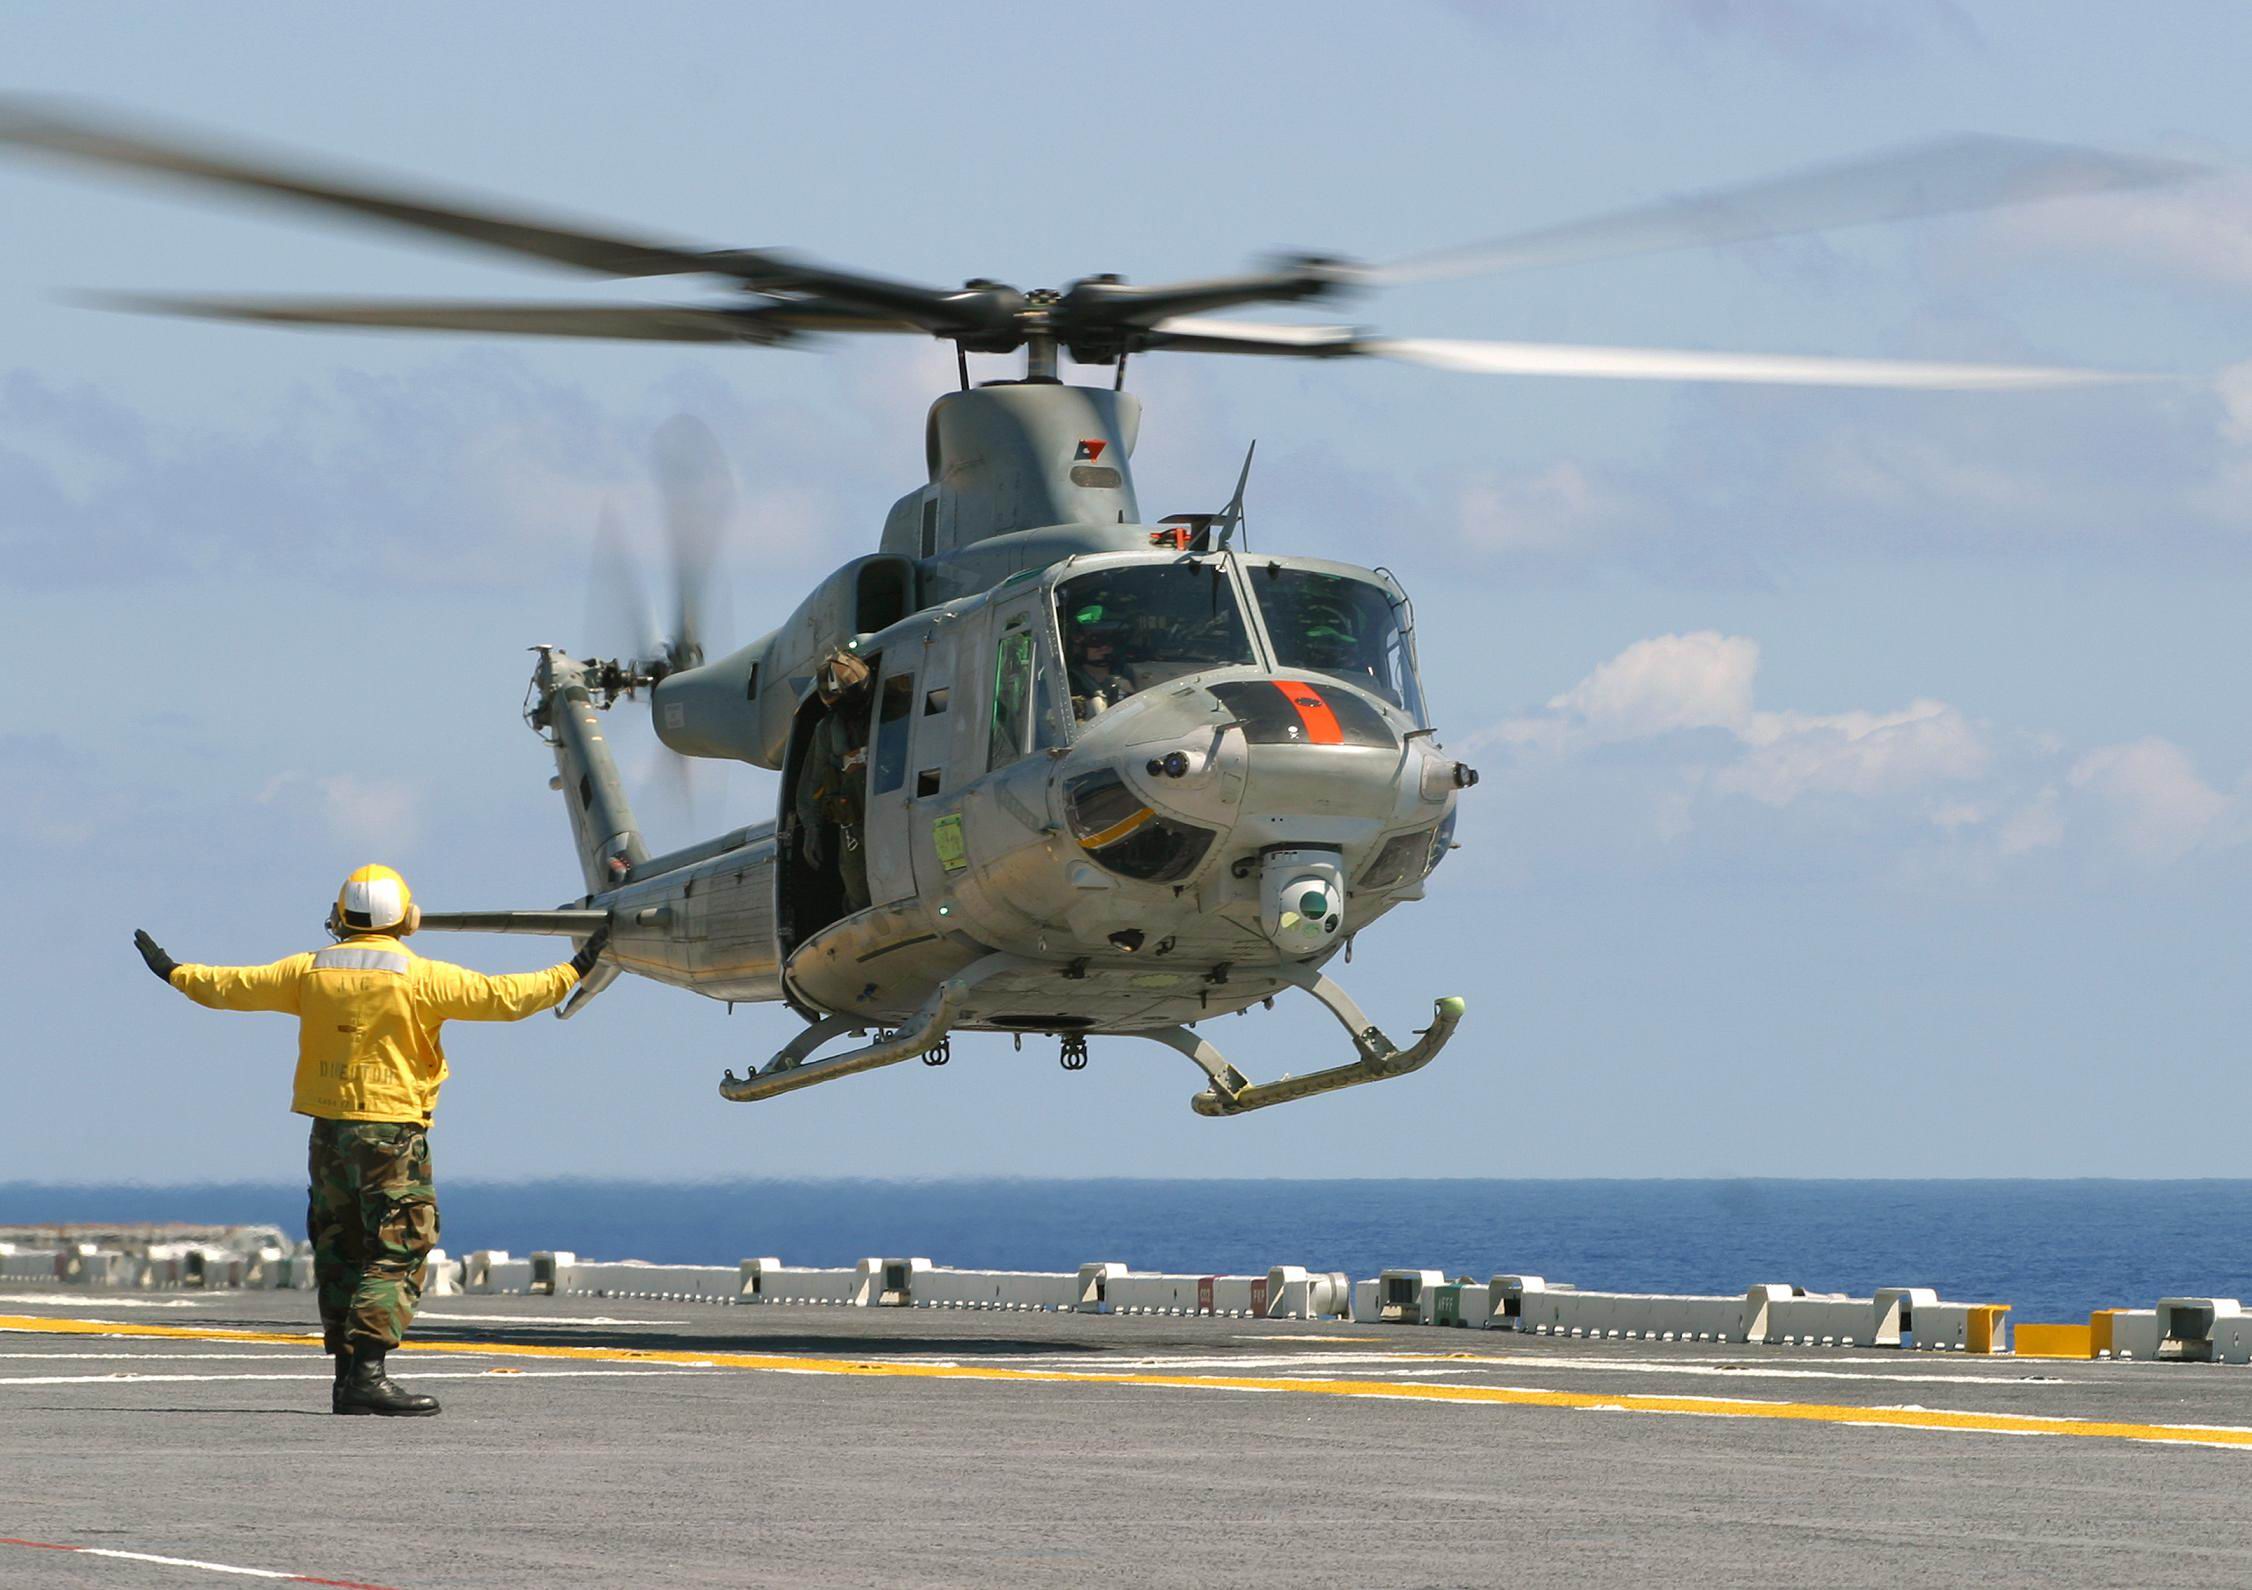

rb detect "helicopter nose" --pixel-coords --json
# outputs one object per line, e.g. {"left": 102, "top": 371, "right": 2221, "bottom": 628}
{"left": 1065, "top": 672, "right": 1432, "bottom": 831}
{"left": 1208, "top": 677, "right": 1399, "bottom": 753}
{"left": 1050, "top": 672, "right": 1465, "bottom": 957}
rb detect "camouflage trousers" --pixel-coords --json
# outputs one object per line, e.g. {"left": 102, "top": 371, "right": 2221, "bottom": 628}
{"left": 306, "top": 1119, "right": 439, "bottom": 1355}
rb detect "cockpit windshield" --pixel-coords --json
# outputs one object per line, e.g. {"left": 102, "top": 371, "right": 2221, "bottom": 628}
{"left": 1056, "top": 561, "right": 1254, "bottom": 722}
{"left": 1251, "top": 567, "right": 1425, "bottom": 721}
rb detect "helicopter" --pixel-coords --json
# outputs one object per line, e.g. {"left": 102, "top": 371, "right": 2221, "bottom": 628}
{"left": 2, "top": 105, "right": 2200, "bottom": 1114}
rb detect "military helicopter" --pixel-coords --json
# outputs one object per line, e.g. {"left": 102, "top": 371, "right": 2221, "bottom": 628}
{"left": 3, "top": 106, "right": 2197, "bottom": 1114}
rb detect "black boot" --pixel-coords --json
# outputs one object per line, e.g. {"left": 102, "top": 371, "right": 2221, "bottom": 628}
{"left": 335, "top": 1349, "right": 441, "bottom": 1417}
{"left": 330, "top": 1352, "right": 350, "bottom": 1415}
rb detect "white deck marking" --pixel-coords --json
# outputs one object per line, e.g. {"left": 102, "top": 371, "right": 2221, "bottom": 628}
{"left": 416, "top": 1311, "right": 687, "bottom": 1325}
{"left": 55, "top": 1547, "right": 296, "bottom": 1579}
{"left": 0, "top": 1294, "right": 205, "bottom": 1308}
{"left": 0, "top": 1352, "right": 316, "bottom": 1361}
{"left": 0, "top": 1533, "right": 399, "bottom": 1585}
{"left": 905, "top": 1348, "right": 2062, "bottom": 1389}
{"left": 0, "top": 1367, "right": 716, "bottom": 1385}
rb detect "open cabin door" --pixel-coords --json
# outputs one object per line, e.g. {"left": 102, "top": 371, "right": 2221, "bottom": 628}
{"left": 862, "top": 648, "right": 920, "bottom": 907}
{"left": 775, "top": 694, "right": 839, "bottom": 956}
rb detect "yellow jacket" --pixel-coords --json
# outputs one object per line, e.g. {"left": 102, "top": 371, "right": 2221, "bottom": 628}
{"left": 169, "top": 934, "right": 580, "bottom": 1123}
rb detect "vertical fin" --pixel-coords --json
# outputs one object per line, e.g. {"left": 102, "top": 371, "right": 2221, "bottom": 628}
{"left": 529, "top": 647, "right": 649, "bottom": 895}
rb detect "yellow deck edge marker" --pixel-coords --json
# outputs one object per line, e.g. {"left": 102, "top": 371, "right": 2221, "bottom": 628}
{"left": 2092, "top": 1309, "right": 2126, "bottom": 1358}
{"left": 7, "top": 1313, "right": 2251, "bottom": 1450}
{"left": 1966, "top": 1304, "right": 2010, "bottom": 1355}
{"left": 2016, "top": 1323, "right": 2096, "bottom": 1360}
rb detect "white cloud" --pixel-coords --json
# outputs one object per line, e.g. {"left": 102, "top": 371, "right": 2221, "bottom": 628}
{"left": 1479, "top": 632, "right": 2246, "bottom": 874}
{"left": 1996, "top": 787, "right": 2066, "bottom": 857}
{"left": 317, "top": 775, "right": 425, "bottom": 851}
{"left": 2067, "top": 737, "right": 2232, "bottom": 864}
{"left": 1456, "top": 462, "right": 1630, "bottom": 556}
{"left": 1537, "top": 630, "right": 1757, "bottom": 741}
{"left": 1991, "top": 177, "right": 2252, "bottom": 294}
{"left": 258, "top": 771, "right": 425, "bottom": 850}
{"left": 1492, "top": 630, "right": 1987, "bottom": 807}
{"left": 2188, "top": 359, "right": 2252, "bottom": 523}
{"left": 1720, "top": 697, "right": 1989, "bottom": 805}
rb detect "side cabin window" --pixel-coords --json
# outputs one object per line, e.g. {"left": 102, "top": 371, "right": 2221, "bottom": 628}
{"left": 872, "top": 670, "right": 915, "bottom": 795}
{"left": 1055, "top": 561, "right": 1254, "bottom": 723}
{"left": 988, "top": 626, "right": 1034, "bottom": 772}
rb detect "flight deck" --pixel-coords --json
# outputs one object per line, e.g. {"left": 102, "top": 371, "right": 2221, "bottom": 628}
{"left": 6, "top": 1272, "right": 2252, "bottom": 1589}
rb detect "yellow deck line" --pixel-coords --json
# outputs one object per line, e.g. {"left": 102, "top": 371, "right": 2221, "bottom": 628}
{"left": 5, "top": 1313, "right": 2248, "bottom": 1449}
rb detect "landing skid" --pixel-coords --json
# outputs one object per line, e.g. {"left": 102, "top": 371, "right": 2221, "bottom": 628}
{"left": 717, "top": 952, "right": 1025, "bottom": 1103}
{"left": 718, "top": 955, "right": 1464, "bottom": 1116}
{"left": 1146, "top": 968, "right": 1465, "bottom": 1116}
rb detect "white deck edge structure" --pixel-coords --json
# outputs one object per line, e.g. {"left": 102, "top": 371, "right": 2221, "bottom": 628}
{"left": 8, "top": 1227, "right": 2249, "bottom": 1363}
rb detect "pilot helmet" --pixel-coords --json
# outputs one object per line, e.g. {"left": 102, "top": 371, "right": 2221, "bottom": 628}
{"left": 1070, "top": 601, "right": 1125, "bottom": 646}
{"left": 1297, "top": 598, "right": 1362, "bottom": 665}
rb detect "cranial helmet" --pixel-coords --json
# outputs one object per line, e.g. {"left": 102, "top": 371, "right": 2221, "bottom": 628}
{"left": 1071, "top": 602, "right": 1124, "bottom": 640}
{"left": 1298, "top": 598, "right": 1360, "bottom": 663}
{"left": 328, "top": 863, "right": 419, "bottom": 939}
{"left": 816, "top": 647, "right": 871, "bottom": 701}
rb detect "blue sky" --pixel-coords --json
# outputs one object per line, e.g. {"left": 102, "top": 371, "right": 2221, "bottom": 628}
{"left": 5, "top": 1, "right": 2247, "bottom": 1181}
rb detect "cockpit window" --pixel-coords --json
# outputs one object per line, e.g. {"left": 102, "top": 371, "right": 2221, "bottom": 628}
{"left": 1056, "top": 561, "right": 1254, "bottom": 723}
{"left": 1251, "top": 567, "right": 1425, "bottom": 722}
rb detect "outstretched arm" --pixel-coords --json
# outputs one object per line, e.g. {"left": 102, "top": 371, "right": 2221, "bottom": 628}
{"left": 142, "top": 929, "right": 308, "bottom": 1014}
{"left": 416, "top": 924, "right": 608, "bottom": 1023}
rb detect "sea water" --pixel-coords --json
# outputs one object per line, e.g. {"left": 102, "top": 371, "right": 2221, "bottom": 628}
{"left": 6, "top": 1179, "right": 2247, "bottom": 1323}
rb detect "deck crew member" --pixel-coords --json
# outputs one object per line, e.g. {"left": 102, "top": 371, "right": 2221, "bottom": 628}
{"left": 133, "top": 863, "right": 607, "bottom": 1417}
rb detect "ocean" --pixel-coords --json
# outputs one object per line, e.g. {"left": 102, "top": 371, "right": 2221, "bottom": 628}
{"left": 4, "top": 1179, "right": 2245, "bottom": 1324}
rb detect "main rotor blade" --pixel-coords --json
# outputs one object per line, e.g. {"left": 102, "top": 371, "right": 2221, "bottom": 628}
{"left": 1143, "top": 316, "right": 2146, "bottom": 390}
{"left": 79, "top": 291, "right": 938, "bottom": 342}
{"left": 2, "top": 102, "right": 984, "bottom": 330}
{"left": 1368, "top": 133, "right": 2207, "bottom": 286}
{"left": 78, "top": 293, "right": 800, "bottom": 342}
{"left": 0, "top": 100, "right": 723, "bottom": 278}
{"left": 1136, "top": 316, "right": 1361, "bottom": 357}
{"left": 1366, "top": 336, "right": 2145, "bottom": 390}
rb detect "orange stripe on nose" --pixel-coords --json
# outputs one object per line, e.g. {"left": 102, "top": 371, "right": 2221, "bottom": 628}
{"left": 1081, "top": 805, "right": 1156, "bottom": 849}
{"left": 1270, "top": 680, "right": 1344, "bottom": 745}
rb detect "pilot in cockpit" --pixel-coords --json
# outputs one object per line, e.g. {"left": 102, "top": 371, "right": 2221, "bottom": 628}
{"left": 1065, "top": 601, "right": 1135, "bottom": 719}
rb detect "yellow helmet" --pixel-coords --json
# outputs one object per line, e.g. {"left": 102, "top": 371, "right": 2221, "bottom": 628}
{"left": 328, "top": 863, "right": 419, "bottom": 938}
